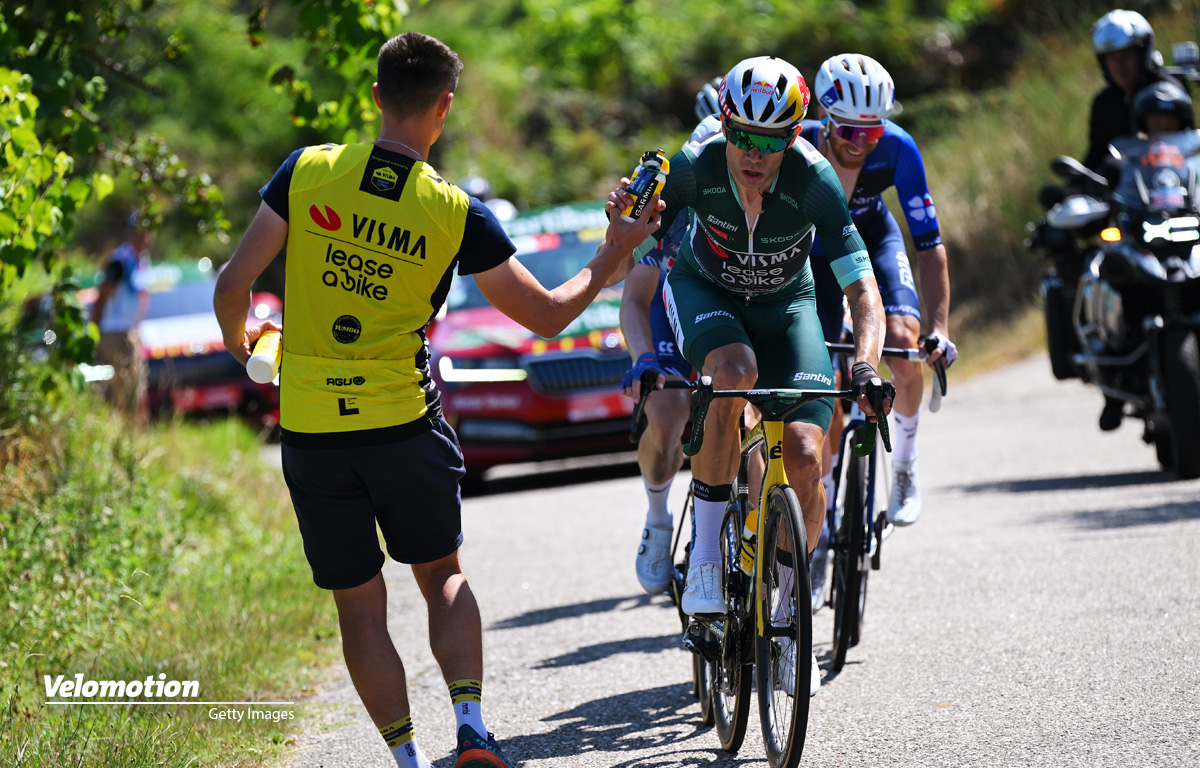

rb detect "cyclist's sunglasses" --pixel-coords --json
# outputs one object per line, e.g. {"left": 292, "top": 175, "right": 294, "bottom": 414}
{"left": 826, "top": 116, "right": 886, "bottom": 144}
{"left": 723, "top": 120, "right": 794, "bottom": 154}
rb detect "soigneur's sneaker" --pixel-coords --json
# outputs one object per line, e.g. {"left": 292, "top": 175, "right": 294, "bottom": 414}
{"left": 681, "top": 562, "right": 725, "bottom": 616}
{"left": 455, "top": 724, "right": 517, "bottom": 768}
{"left": 772, "top": 639, "right": 820, "bottom": 697}
{"left": 635, "top": 524, "right": 673, "bottom": 594}
{"left": 887, "top": 458, "right": 922, "bottom": 527}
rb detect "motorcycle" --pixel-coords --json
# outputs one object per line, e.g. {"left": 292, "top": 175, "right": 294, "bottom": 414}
{"left": 1027, "top": 131, "right": 1200, "bottom": 479}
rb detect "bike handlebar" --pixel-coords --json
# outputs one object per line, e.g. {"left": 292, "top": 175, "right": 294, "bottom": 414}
{"left": 825, "top": 335, "right": 948, "bottom": 411}
{"left": 630, "top": 376, "right": 891, "bottom": 459}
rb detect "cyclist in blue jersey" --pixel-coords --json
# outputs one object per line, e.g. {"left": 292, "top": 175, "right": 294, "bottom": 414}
{"left": 621, "top": 92, "right": 723, "bottom": 595}
{"left": 802, "top": 53, "right": 957, "bottom": 528}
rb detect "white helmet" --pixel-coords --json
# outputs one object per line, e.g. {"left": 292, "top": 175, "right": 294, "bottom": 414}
{"left": 814, "top": 53, "right": 896, "bottom": 122}
{"left": 719, "top": 56, "right": 809, "bottom": 131}
{"left": 695, "top": 77, "right": 723, "bottom": 122}
{"left": 1093, "top": 9, "right": 1160, "bottom": 75}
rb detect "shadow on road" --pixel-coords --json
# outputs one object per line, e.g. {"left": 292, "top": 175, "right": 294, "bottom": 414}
{"left": 441, "top": 683, "right": 757, "bottom": 767}
{"left": 492, "top": 594, "right": 658, "bottom": 630}
{"left": 952, "top": 470, "right": 1169, "bottom": 495}
{"left": 1050, "top": 498, "right": 1200, "bottom": 529}
{"left": 463, "top": 457, "right": 642, "bottom": 497}
{"left": 536, "top": 633, "right": 681, "bottom": 669}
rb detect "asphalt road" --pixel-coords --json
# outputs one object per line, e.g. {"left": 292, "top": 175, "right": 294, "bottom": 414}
{"left": 276, "top": 353, "right": 1200, "bottom": 768}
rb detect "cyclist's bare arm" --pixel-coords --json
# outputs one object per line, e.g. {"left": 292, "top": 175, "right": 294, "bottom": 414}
{"left": 476, "top": 196, "right": 663, "bottom": 338}
{"left": 916, "top": 243, "right": 951, "bottom": 365}
{"left": 843, "top": 276, "right": 885, "bottom": 369}
{"left": 214, "top": 202, "right": 286, "bottom": 365}
{"left": 619, "top": 263, "right": 658, "bottom": 361}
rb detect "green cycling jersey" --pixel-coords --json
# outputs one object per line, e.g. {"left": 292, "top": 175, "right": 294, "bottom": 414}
{"left": 634, "top": 134, "right": 871, "bottom": 300}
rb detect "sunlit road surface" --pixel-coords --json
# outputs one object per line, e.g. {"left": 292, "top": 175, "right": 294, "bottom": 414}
{"left": 276, "top": 354, "right": 1200, "bottom": 768}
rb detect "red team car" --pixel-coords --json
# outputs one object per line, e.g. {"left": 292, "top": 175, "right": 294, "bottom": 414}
{"left": 430, "top": 201, "right": 636, "bottom": 481}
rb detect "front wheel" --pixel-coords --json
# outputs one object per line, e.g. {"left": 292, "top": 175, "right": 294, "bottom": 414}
{"left": 754, "top": 484, "right": 812, "bottom": 768}
{"left": 1164, "top": 328, "right": 1200, "bottom": 479}
{"left": 710, "top": 502, "right": 751, "bottom": 752}
{"left": 832, "top": 439, "right": 869, "bottom": 671}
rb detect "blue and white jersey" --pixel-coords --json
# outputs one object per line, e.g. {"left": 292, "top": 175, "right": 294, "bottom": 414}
{"left": 799, "top": 119, "right": 942, "bottom": 251}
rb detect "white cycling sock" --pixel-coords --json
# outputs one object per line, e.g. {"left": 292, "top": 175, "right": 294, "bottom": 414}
{"left": 820, "top": 471, "right": 835, "bottom": 512}
{"left": 892, "top": 409, "right": 920, "bottom": 465}
{"left": 691, "top": 497, "right": 725, "bottom": 566}
{"left": 379, "top": 716, "right": 434, "bottom": 768}
{"left": 644, "top": 476, "right": 674, "bottom": 529}
{"left": 448, "top": 679, "right": 487, "bottom": 738}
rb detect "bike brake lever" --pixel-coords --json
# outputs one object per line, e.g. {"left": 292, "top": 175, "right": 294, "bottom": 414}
{"left": 919, "top": 335, "right": 949, "bottom": 413}
{"left": 872, "top": 386, "right": 892, "bottom": 453}
{"left": 628, "top": 369, "right": 659, "bottom": 444}
{"left": 682, "top": 376, "right": 713, "bottom": 457}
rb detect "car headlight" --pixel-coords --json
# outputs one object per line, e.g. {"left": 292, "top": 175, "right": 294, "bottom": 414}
{"left": 437, "top": 356, "right": 527, "bottom": 382}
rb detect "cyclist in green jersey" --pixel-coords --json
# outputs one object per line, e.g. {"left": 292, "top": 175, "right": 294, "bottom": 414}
{"left": 616, "top": 56, "right": 894, "bottom": 634}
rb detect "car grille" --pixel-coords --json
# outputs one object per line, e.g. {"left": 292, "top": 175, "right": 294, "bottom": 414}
{"left": 523, "top": 352, "right": 628, "bottom": 393}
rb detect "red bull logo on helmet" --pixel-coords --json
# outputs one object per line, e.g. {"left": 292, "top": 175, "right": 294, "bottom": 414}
{"left": 750, "top": 79, "right": 776, "bottom": 95}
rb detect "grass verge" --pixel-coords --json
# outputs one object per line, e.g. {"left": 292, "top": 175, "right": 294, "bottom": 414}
{"left": 1, "top": 382, "right": 338, "bottom": 767}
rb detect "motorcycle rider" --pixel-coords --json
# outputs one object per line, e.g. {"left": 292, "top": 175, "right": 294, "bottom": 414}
{"left": 1085, "top": 9, "right": 1181, "bottom": 171}
{"left": 1131, "top": 79, "right": 1195, "bottom": 139}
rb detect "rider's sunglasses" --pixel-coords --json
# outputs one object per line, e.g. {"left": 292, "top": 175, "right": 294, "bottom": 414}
{"left": 826, "top": 115, "right": 886, "bottom": 144}
{"left": 723, "top": 120, "right": 794, "bottom": 155}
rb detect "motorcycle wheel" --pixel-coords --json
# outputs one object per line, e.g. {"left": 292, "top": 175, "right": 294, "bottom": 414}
{"left": 1164, "top": 328, "right": 1200, "bottom": 480}
{"left": 1044, "top": 280, "right": 1078, "bottom": 381}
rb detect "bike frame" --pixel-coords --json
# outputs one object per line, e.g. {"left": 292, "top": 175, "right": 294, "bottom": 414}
{"left": 739, "top": 417, "right": 791, "bottom": 638}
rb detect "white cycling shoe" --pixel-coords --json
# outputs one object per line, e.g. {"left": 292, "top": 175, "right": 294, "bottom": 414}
{"left": 774, "top": 639, "right": 821, "bottom": 697}
{"left": 635, "top": 524, "right": 673, "bottom": 594}
{"left": 809, "top": 524, "right": 830, "bottom": 613}
{"left": 681, "top": 562, "right": 725, "bottom": 616}
{"left": 887, "top": 458, "right": 922, "bottom": 526}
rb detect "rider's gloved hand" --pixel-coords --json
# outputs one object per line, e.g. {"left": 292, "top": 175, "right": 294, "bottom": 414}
{"left": 920, "top": 332, "right": 958, "bottom": 368}
{"left": 851, "top": 361, "right": 896, "bottom": 421}
{"left": 621, "top": 352, "right": 665, "bottom": 400}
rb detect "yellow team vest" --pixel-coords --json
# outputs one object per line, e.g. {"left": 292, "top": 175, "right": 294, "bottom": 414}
{"left": 281, "top": 143, "right": 469, "bottom": 435}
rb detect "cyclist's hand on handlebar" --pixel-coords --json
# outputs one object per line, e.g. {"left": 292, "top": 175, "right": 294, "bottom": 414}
{"left": 851, "top": 361, "right": 896, "bottom": 422}
{"left": 919, "top": 332, "right": 958, "bottom": 369}
{"left": 622, "top": 352, "right": 665, "bottom": 400}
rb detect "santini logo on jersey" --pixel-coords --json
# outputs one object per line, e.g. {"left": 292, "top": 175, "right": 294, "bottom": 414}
{"left": 706, "top": 215, "right": 737, "bottom": 232}
{"left": 351, "top": 214, "right": 426, "bottom": 259}
{"left": 695, "top": 310, "right": 735, "bottom": 323}
{"left": 793, "top": 371, "right": 833, "bottom": 386}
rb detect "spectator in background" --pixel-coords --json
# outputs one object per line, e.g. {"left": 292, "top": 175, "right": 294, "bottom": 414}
{"left": 90, "top": 211, "right": 151, "bottom": 420}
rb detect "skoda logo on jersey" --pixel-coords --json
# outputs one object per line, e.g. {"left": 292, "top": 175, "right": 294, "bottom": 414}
{"left": 332, "top": 315, "right": 362, "bottom": 344}
{"left": 309, "top": 205, "right": 341, "bottom": 231}
{"left": 372, "top": 166, "right": 399, "bottom": 192}
{"left": 819, "top": 86, "right": 839, "bottom": 108}
{"left": 906, "top": 193, "right": 936, "bottom": 222}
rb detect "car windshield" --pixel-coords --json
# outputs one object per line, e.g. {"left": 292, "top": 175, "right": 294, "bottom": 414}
{"left": 446, "top": 233, "right": 613, "bottom": 311}
{"left": 1112, "top": 130, "right": 1200, "bottom": 213}
{"left": 145, "top": 280, "right": 216, "bottom": 320}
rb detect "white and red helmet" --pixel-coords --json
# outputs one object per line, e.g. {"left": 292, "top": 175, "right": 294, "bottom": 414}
{"left": 719, "top": 56, "right": 810, "bottom": 131}
{"left": 813, "top": 53, "right": 896, "bottom": 123}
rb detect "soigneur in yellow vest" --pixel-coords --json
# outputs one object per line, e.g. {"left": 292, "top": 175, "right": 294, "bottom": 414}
{"left": 282, "top": 143, "right": 469, "bottom": 434}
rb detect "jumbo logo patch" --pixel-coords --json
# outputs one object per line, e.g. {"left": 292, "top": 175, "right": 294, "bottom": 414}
{"left": 372, "top": 166, "right": 399, "bottom": 191}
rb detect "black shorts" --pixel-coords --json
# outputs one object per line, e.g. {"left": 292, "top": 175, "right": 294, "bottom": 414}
{"left": 281, "top": 416, "right": 466, "bottom": 590}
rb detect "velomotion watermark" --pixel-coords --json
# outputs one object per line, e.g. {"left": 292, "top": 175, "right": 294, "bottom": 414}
{"left": 43, "top": 673, "right": 295, "bottom": 721}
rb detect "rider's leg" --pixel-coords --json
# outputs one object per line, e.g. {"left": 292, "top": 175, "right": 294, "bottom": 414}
{"left": 679, "top": 343, "right": 756, "bottom": 615}
{"left": 638, "top": 382, "right": 691, "bottom": 527}
{"left": 634, "top": 382, "right": 691, "bottom": 594}
{"left": 690, "top": 343, "right": 758, "bottom": 566}
{"left": 884, "top": 313, "right": 925, "bottom": 525}
{"left": 782, "top": 421, "right": 829, "bottom": 553}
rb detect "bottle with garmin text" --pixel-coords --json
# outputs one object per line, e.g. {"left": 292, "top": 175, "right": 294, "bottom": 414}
{"left": 620, "top": 150, "right": 670, "bottom": 222}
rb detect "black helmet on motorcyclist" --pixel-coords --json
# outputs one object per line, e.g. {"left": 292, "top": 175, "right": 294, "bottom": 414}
{"left": 1132, "top": 80, "right": 1196, "bottom": 135}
